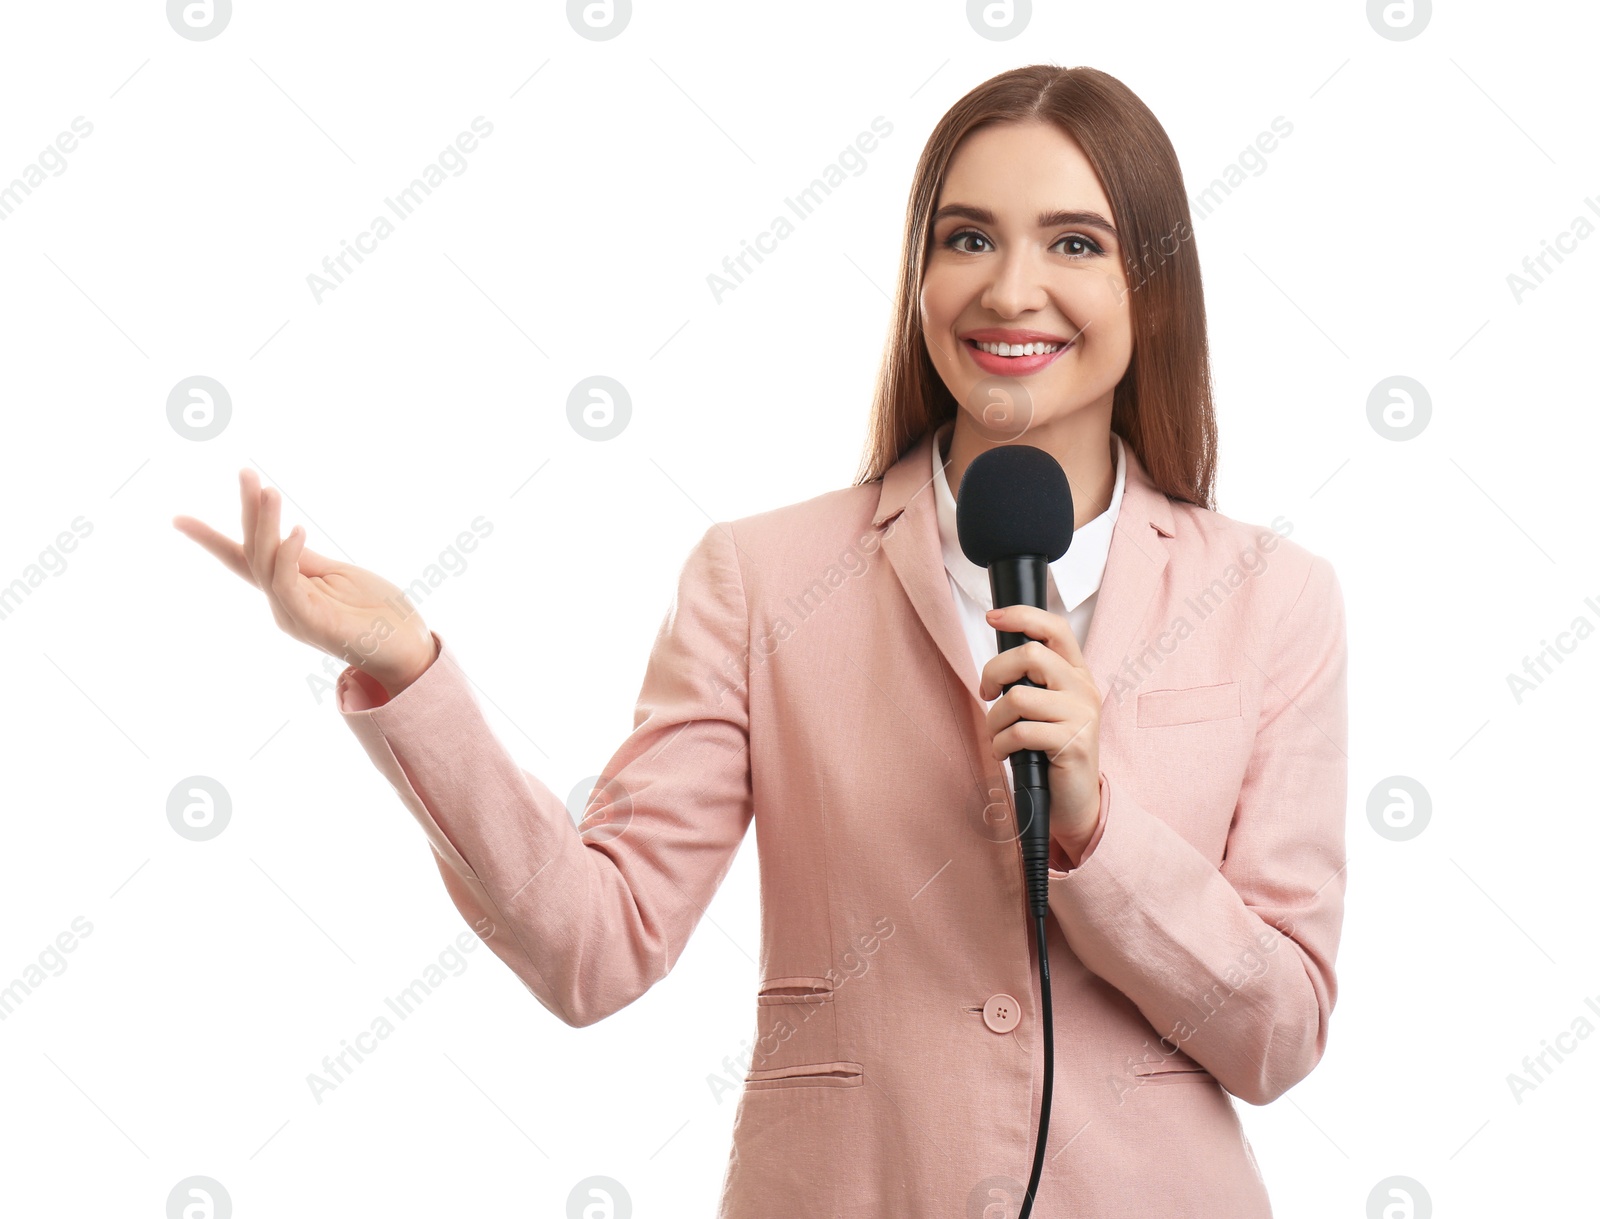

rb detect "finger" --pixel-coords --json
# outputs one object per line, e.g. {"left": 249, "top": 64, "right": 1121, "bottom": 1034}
{"left": 271, "top": 524, "right": 315, "bottom": 622}
{"left": 253, "top": 486, "right": 289, "bottom": 617}
{"left": 172, "top": 515, "right": 253, "bottom": 584}
{"left": 287, "top": 536, "right": 345, "bottom": 579}
{"left": 240, "top": 469, "right": 260, "bottom": 582}
{"left": 979, "top": 638, "right": 1070, "bottom": 701}
{"left": 984, "top": 681, "right": 1067, "bottom": 737}
{"left": 991, "top": 718, "right": 1059, "bottom": 760}
{"left": 993, "top": 714, "right": 1092, "bottom": 763}
{"left": 985, "top": 603, "right": 1087, "bottom": 669}
{"left": 251, "top": 485, "right": 281, "bottom": 584}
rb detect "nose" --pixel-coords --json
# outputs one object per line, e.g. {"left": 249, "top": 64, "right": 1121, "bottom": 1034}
{"left": 978, "top": 245, "right": 1050, "bottom": 318}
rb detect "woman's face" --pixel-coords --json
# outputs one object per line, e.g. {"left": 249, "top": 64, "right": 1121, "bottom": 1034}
{"left": 920, "top": 120, "right": 1132, "bottom": 441}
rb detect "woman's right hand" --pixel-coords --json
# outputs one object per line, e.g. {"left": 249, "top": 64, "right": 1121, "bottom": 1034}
{"left": 173, "top": 469, "right": 439, "bottom": 699}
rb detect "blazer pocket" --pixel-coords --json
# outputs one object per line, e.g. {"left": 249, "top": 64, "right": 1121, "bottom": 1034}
{"left": 1136, "top": 681, "right": 1241, "bottom": 728}
{"left": 744, "top": 1061, "right": 863, "bottom": 1091}
{"left": 1132, "top": 1053, "right": 1216, "bottom": 1086}
{"left": 747, "top": 976, "right": 853, "bottom": 1090}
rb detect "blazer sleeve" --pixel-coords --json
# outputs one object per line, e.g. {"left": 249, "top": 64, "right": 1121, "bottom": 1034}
{"left": 1046, "top": 553, "right": 1348, "bottom": 1105}
{"left": 333, "top": 521, "right": 754, "bottom": 1028}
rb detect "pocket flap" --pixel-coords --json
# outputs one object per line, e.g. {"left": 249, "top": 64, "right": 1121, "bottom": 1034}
{"left": 1137, "top": 681, "right": 1240, "bottom": 727}
{"left": 745, "top": 1060, "right": 863, "bottom": 1090}
{"left": 757, "top": 976, "right": 835, "bottom": 1005}
{"left": 1131, "top": 1045, "right": 1214, "bottom": 1082}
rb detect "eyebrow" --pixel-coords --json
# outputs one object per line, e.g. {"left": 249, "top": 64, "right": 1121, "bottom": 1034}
{"left": 932, "top": 203, "right": 1118, "bottom": 239}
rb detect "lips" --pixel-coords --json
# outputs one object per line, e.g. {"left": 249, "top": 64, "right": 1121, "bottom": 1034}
{"left": 961, "top": 335, "right": 1073, "bottom": 376}
{"left": 960, "top": 328, "right": 1072, "bottom": 346}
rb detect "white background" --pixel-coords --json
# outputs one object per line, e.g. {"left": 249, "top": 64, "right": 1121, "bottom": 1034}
{"left": 1, "top": 1, "right": 1595, "bottom": 1215}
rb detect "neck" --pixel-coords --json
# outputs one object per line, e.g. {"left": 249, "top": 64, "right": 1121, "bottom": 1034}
{"left": 942, "top": 405, "right": 1117, "bottom": 531}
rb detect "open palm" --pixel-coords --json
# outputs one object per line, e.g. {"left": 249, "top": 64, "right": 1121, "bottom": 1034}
{"left": 173, "top": 469, "right": 437, "bottom": 697}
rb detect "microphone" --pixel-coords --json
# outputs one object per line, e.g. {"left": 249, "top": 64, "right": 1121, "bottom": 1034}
{"left": 955, "top": 441, "right": 1075, "bottom": 1219}
{"left": 954, "top": 442, "right": 1075, "bottom": 918}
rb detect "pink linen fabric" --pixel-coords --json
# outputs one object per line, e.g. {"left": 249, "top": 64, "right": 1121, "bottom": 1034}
{"left": 336, "top": 428, "right": 1348, "bottom": 1217}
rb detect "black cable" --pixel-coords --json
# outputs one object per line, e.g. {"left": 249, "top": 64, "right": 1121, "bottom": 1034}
{"left": 1015, "top": 783, "right": 1054, "bottom": 1219}
{"left": 1018, "top": 910, "right": 1054, "bottom": 1216}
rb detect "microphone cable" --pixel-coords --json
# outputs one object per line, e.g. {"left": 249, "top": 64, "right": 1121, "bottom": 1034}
{"left": 1014, "top": 776, "right": 1055, "bottom": 1219}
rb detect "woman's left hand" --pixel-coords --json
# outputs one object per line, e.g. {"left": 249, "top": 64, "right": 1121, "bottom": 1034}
{"left": 979, "top": 603, "right": 1102, "bottom": 866}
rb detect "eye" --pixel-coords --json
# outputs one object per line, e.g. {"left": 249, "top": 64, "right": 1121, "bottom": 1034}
{"left": 1055, "top": 233, "right": 1104, "bottom": 258}
{"left": 944, "top": 227, "right": 991, "bottom": 254}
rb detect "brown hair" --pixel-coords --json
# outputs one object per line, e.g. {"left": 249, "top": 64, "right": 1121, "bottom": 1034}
{"left": 852, "top": 64, "right": 1217, "bottom": 510}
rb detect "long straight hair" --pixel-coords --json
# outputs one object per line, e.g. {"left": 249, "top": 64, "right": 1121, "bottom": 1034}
{"left": 853, "top": 64, "right": 1217, "bottom": 510}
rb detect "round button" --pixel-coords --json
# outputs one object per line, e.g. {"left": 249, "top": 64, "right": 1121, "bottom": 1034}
{"left": 982, "top": 993, "right": 1021, "bottom": 1034}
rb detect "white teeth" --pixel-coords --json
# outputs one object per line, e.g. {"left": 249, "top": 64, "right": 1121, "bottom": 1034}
{"left": 973, "top": 340, "right": 1065, "bottom": 357}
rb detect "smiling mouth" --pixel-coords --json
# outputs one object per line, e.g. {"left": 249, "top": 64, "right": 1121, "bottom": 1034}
{"left": 963, "top": 338, "right": 1072, "bottom": 357}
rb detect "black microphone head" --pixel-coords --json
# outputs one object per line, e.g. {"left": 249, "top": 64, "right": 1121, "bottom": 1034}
{"left": 955, "top": 443, "right": 1075, "bottom": 566}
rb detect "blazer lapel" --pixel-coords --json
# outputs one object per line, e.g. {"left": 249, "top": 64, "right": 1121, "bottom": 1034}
{"left": 1080, "top": 445, "right": 1175, "bottom": 711}
{"left": 873, "top": 429, "right": 985, "bottom": 706}
{"left": 872, "top": 426, "right": 1176, "bottom": 711}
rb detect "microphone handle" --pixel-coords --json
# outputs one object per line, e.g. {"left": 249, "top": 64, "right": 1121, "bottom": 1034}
{"left": 989, "top": 556, "right": 1053, "bottom": 914}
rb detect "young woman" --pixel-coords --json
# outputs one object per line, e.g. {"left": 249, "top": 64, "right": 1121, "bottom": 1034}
{"left": 176, "top": 64, "right": 1347, "bottom": 1218}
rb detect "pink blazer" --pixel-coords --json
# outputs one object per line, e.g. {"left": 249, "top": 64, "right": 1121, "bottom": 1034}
{"left": 336, "top": 427, "right": 1348, "bottom": 1217}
